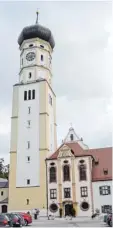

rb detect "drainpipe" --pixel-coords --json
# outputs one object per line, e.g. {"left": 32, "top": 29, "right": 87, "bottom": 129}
{"left": 45, "top": 159, "right": 49, "bottom": 218}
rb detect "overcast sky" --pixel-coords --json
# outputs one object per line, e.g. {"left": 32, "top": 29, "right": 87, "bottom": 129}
{"left": 0, "top": 1, "right": 112, "bottom": 164}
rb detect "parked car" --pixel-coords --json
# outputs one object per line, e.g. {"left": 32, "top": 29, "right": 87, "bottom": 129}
{"left": 107, "top": 213, "right": 112, "bottom": 227}
{"left": 6, "top": 213, "right": 23, "bottom": 227}
{"left": 0, "top": 214, "right": 10, "bottom": 226}
{"left": 104, "top": 214, "right": 109, "bottom": 223}
{"left": 19, "top": 212, "right": 32, "bottom": 226}
{"left": 14, "top": 213, "right": 25, "bottom": 226}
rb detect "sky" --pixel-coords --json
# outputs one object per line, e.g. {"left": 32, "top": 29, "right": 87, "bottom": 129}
{"left": 0, "top": 1, "right": 112, "bottom": 164}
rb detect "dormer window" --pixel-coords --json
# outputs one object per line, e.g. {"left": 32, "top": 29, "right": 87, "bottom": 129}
{"left": 103, "top": 169, "right": 108, "bottom": 175}
{"left": 70, "top": 134, "right": 74, "bottom": 141}
{"left": 95, "top": 160, "right": 99, "bottom": 165}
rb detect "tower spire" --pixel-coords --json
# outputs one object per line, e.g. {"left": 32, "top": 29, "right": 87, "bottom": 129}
{"left": 36, "top": 10, "right": 39, "bottom": 24}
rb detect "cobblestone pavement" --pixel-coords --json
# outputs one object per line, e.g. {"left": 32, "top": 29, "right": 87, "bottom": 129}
{"left": 27, "top": 217, "right": 107, "bottom": 227}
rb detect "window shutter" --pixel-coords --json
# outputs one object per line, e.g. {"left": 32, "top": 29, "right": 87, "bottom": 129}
{"left": 99, "top": 187, "right": 102, "bottom": 195}
{"left": 108, "top": 186, "right": 111, "bottom": 194}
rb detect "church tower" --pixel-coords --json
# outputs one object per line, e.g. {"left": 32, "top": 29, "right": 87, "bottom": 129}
{"left": 8, "top": 12, "right": 57, "bottom": 214}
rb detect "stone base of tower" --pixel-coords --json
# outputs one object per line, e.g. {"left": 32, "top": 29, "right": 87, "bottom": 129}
{"left": 8, "top": 151, "right": 48, "bottom": 216}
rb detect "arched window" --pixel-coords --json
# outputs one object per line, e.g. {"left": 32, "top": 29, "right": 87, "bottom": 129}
{"left": 63, "top": 165, "right": 70, "bottom": 181}
{"left": 70, "top": 134, "right": 74, "bottom": 141}
{"left": 49, "top": 167, "right": 56, "bottom": 183}
{"left": 79, "top": 164, "right": 87, "bottom": 181}
{"left": 28, "top": 90, "right": 31, "bottom": 100}
{"left": 26, "top": 199, "right": 29, "bottom": 205}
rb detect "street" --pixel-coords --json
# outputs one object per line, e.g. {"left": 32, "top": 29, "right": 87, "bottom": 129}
{"left": 27, "top": 217, "right": 107, "bottom": 227}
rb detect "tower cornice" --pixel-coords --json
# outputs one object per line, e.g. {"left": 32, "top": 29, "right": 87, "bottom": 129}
{"left": 19, "top": 64, "right": 52, "bottom": 77}
{"left": 13, "top": 78, "right": 56, "bottom": 97}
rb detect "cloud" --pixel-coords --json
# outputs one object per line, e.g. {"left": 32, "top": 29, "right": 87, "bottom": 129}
{"left": 56, "top": 96, "right": 112, "bottom": 148}
{"left": 0, "top": 1, "right": 112, "bottom": 163}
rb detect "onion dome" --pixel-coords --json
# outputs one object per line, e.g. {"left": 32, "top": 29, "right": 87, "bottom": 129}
{"left": 18, "top": 11, "right": 55, "bottom": 49}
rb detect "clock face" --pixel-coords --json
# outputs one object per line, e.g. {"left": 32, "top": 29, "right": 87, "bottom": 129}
{"left": 26, "top": 52, "right": 36, "bottom": 61}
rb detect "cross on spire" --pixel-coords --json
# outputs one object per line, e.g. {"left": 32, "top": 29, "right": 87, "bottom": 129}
{"left": 36, "top": 10, "right": 39, "bottom": 24}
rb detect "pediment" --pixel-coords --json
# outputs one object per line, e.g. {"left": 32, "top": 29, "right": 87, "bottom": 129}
{"left": 58, "top": 145, "right": 74, "bottom": 158}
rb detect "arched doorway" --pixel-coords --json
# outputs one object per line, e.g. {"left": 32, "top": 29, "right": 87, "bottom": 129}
{"left": 65, "top": 204, "right": 73, "bottom": 216}
{"left": 2, "top": 205, "right": 7, "bottom": 213}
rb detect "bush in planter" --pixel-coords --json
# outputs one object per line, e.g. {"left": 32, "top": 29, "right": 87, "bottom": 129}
{"left": 59, "top": 208, "right": 62, "bottom": 218}
{"left": 71, "top": 207, "right": 76, "bottom": 217}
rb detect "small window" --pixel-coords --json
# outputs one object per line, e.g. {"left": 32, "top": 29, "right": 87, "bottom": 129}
{"left": 28, "top": 90, "right": 31, "bottom": 100}
{"left": 27, "top": 120, "right": 31, "bottom": 128}
{"left": 64, "top": 188, "right": 71, "bottom": 198}
{"left": 99, "top": 186, "right": 111, "bottom": 195}
{"left": 27, "top": 141, "right": 30, "bottom": 149}
{"left": 81, "top": 186, "right": 88, "bottom": 197}
{"left": 24, "top": 91, "right": 27, "bottom": 100}
{"left": 1, "top": 191, "right": 3, "bottom": 196}
{"left": 95, "top": 160, "right": 99, "bottom": 165}
{"left": 50, "top": 189, "right": 57, "bottom": 199}
{"left": 49, "top": 94, "right": 52, "bottom": 105}
{"left": 50, "top": 162, "right": 55, "bottom": 166}
{"left": 101, "top": 205, "right": 112, "bottom": 213}
{"left": 40, "top": 45, "right": 44, "bottom": 48}
{"left": 41, "top": 54, "right": 44, "bottom": 61}
{"left": 27, "top": 179, "right": 30, "bottom": 185}
{"left": 79, "top": 160, "right": 85, "bottom": 164}
{"left": 28, "top": 72, "right": 32, "bottom": 79}
{"left": 64, "top": 160, "right": 68, "bottom": 164}
{"left": 27, "top": 156, "right": 30, "bottom": 162}
{"left": 70, "top": 134, "right": 74, "bottom": 141}
{"left": 26, "top": 199, "right": 29, "bottom": 205}
{"left": 29, "top": 44, "right": 33, "bottom": 47}
{"left": 28, "top": 107, "right": 31, "bottom": 114}
{"left": 32, "top": 90, "right": 35, "bottom": 99}
{"left": 103, "top": 169, "right": 108, "bottom": 175}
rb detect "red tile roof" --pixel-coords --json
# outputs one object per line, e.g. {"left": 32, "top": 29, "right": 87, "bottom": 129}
{"left": 90, "top": 147, "right": 112, "bottom": 181}
{"left": 47, "top": 142, "right": 112, "bottom": 182}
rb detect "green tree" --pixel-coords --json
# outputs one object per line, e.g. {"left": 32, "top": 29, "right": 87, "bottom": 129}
{"left": 0, "top": 158, "right": 9, "bottom": 179}
{"left": 0, "top": 158, "right": 4, "bottom": 177}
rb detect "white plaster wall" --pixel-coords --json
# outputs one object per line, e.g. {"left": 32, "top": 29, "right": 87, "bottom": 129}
{"left": 48, "top": 89, "right": 55, "bottom": 154}
{"left": 16, "top": 82, "right": 40, "bottom": 187}
{"left": 75, "top": 156, "right": 92, "bottom": 216}
{"left": 20, "top": 67, "right": 49, "bottom": 83}
{"left": 92, "top": 180, "right": 112, "bottom": 213}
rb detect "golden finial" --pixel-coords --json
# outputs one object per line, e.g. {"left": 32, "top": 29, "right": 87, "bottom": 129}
{"left": 36, "top": 10, "right": 39, "bottom": 24}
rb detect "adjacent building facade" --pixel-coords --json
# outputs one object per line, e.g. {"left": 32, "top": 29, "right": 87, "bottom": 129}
{"left": 46, "top": 127, "right": 112, "bottom": 217}
{"left": 0, "top": 178, "right": 8, "bottom": 213}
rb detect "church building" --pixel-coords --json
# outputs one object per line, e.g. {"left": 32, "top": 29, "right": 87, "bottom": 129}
{"left": 8, "top": 12, "right": 112, "bottom": 217}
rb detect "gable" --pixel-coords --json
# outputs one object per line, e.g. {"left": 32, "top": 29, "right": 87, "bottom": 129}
{"left": 58, "top": 144, "right": 74, "bottom": 158}
{"left": 64, "top": 127, "right": 80, "bottom": 143}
